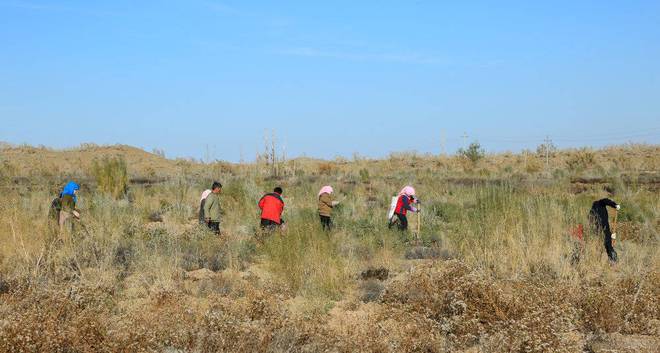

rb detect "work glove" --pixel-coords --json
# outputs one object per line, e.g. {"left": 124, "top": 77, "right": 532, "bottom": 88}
{"left": 616, "top": 204, "right": 621, "bottom": 210}
{"left": 331, "top": 201, "right": 340, "bottom": 206}
{"left": 611, "top": 233, "right": 617, "bottom": 240}
{"left": 410, "top": 207, "right": 418, "bottom": 213}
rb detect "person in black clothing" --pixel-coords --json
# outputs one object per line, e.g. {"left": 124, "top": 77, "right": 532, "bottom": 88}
{"left": 589, "top": 198, "right": 620, "bottom": 263}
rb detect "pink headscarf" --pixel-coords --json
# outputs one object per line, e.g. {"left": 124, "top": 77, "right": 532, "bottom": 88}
{"left": 318, "top": 185, "right": 334, "bottom": 197}
{"left": 200, "top": 189, "right": 212, "bottom": 202}
{"left": 398, "top": 186, "right": 416, "bottom": 197}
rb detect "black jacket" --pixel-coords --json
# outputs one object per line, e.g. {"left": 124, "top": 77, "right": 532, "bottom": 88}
{"left": 589, "top": 198, "right": 618, "bottom": 234}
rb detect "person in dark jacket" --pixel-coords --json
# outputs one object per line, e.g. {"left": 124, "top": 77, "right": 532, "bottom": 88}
{"left": 389, "top": 186, "right": 419, "bottom": 231}
{"left": 589, "top": 198, "right": 621, "bottom": 263}
{"left": 203, "top": 182, "right": 223, "bottom": 235}
{"left": 259, "top": 187, "right": 285, "bottom": 231}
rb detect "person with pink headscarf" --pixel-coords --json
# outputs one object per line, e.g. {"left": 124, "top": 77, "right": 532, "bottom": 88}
{"left": 318, "top": 185, "right": 339, "bottom": 231}
{"left": 389, "top": 185, "right": 419, "bottom": 231}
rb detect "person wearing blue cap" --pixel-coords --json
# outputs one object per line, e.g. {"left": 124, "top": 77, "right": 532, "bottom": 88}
{"left": 58, "top": 181, "right": 81, "bottom": 234}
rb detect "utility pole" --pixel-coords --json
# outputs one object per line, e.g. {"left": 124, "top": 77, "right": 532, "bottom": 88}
{"left": 440, "top": 130, "right": 446, "bottom": 156}
{"left": 461, "top": 132, "right": 468, "bottom": 149}
{"left": 263, "top": 129, "right": 269, "bottom": 173}
{"left": 271, "top": 129, "right": 277, "bottom": 176}
{"left": 544, "top": 135, "right": 551, "bottom": 169}
{"left": 282, "top": 139, "right": 287, "bottom": 176}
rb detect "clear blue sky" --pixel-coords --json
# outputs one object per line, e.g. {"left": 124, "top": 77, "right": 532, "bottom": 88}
{"left": 1, "top": 1, "right": 659, "bottom": 161}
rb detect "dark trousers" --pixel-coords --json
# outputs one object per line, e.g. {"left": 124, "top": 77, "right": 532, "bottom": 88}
{"left": 604, "top": 233, "right": 618, "bottom": 262}
{"left": 320, "top": 215, "right": 332, "bottom": 231}
{"left": 260, "top": 219, "right": 280, "bottom": 231}
{"left": 388, "top": 213, "right": 408, "bottom": 231}
{"left": 207, "top": 221, "right": 220, "bottom": 235}
{"left": 592, "top": 221, "right": 617, "bottom": 263}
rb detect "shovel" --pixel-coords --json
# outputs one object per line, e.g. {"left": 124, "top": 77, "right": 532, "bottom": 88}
{"left": 612, "top": 209, "right": 618, "bottom": 247}
{"left": 414, "top": 205, "right": 421, "bottom": 246}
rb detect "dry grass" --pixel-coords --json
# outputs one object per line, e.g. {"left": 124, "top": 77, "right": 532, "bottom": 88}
{"left": 0, "top": 143, "right": 658, "bottom": 352}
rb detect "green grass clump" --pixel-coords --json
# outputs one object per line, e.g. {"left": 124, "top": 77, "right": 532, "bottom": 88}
{"left": 91, "top": 156, "right": 128, "bottom": 199}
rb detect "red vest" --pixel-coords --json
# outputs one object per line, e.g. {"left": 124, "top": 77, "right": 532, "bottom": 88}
{"left": 259, "top": 193, "right": 284, "bottom": 224}
{"left": 395, "top": 195, "right": 412, "bottom": 216}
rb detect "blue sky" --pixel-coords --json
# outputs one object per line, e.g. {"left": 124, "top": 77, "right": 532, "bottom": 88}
{"left": 1, "top": 0, "right": 659, "bottom": 161}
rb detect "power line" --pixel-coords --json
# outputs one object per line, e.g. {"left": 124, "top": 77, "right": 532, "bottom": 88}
{"left": 476, "top": 129, "right": 659, "bottom": 144}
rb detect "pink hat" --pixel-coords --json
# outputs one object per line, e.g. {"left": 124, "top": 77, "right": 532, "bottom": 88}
{"left": 318, "top": 185, "right": 334, "bottom": 197}
{"left": 398, "top": 186, "right": 415, "bottom": 197}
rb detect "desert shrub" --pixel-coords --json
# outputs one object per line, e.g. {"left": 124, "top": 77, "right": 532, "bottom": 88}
{"left": 0, "top": 158, "right": 17, "bottom": 182}
{"left": 113, "top": 240, "right": 136, "bottom": 275}
{"left": 318, "top": 162, "right": 337, "bottom": 175}
{"left": 536, "top": 140, "right": 557, "bottom": 157}
{"left": 566, "top": 148, "right": 596, "bottom": 172}
{"left": 169, "top": 230, "right": 229, "bottom": 272}
{"left": 163, "top": 177, "right": 194, "bottom": 222}
{"left": 428, "top": 201, "right": 462, "bottom": 223}
{"left": 359, "top": 168, "right": 370, "bottom": 184}
{"left": 91, "top": 156, "right": 128, "bottom": 199}
{"left": 552, "top": 168, "right": 566, "bottom": 179}
{"left": 222, "top": 178, "right": 261, "bottom": 214}
{"left": 261, "top": 223, "right": 348, "bottom": 300}
{"left": 236, "top": 239, "right": 257, "bottom": 266}
{"left": 458, "top": 142, "right": 485, "bottom": 163}
{"left": 152, "top": 148, "right": 165, "bottom": 158}
{"left": 382, "top": 261, "right": 659, "bottom": 351}
{"left": 526, "top": 158, "right": 542, "bottom": 173}
{"left": 359, "top": 279, "right": 384, "bottom": 302}
{"left": 616, "top": 200, "right": 650, "bottom": 223}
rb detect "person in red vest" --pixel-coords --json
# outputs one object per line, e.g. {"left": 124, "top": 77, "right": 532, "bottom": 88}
{"left": 389, "top": 185, "right": 419, "bottom": 231}
{"left": 258, "top": 186, "right": 285, "bottom": 231}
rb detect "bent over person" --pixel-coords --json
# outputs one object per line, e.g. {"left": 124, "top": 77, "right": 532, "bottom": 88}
{"left": 259, "top": 187, "right": 285, "bottom": 231}
{"left": 589, "top": 198, "right": 620, "bottom": 263}
{"left": 59, "top": 181, "right": 81, "bottom": 236}
{"left": 389, "top": 186, "right": 419, "bottom": 231}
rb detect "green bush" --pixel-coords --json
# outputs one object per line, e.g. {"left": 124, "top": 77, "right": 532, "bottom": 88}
{"left": 359, "top": 168, "right": 370, "bottom": 184}
{"left": 458, "top": 142, "right": 485, "bottom": 163}
{"left": 91, "top": 156, "right": 128, "bottom": 199}
{"left": 261, "top": 223, "right": 348, "bottom": 300}
{"left": 429, "top": 201, "right": 463, "bottom": 223}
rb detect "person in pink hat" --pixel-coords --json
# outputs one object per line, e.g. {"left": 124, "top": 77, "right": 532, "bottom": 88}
{"left": 389, "top": 186, "right": 419, "bottom": 231}
{"left": 318, "top": 185, "right": 339, "bottom": 231}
